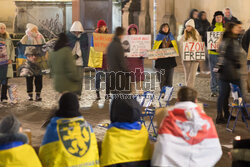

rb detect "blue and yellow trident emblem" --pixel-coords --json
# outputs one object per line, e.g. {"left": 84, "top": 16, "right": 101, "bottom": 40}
{"left": 57, "top": 118, "right": 91, "bottom": 157}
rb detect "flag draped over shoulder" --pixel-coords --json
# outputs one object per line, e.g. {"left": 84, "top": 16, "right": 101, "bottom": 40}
{"left": 16, "top": 43, "right": 48, "bottom": 75}
{"left": 39, "top": 116, "right": 100, "bottom": 167}
{"left": 101, "top": 122, "right": 152, "bottom": 167}
{"left": 152, "top": 101, "right": 222, "bottom": 167}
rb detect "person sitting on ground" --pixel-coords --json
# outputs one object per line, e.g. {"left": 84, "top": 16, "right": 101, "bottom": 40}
{"left": 101, "top": 96, "right": 152, "bottom": 167}
{"left": 152, "top": 86, "right": 222, "bottom": 167}
{"left": 231, "top": 138, "right": 250, "bottom": 167}
{"left": 39, "top": 93, "right": 100, "bottom": 167}
{"left": 0, "top": 114, "right": 42, "bottom": 167}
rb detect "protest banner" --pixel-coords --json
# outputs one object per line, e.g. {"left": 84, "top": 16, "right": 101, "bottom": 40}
{"left": 183, "top": 42, "right": 205, "bottom": 61}
{"left": 146, "top": 47, "right": 178, "bottom": 60}
{"left": 207, "top": 31, "right": 223, "bottom": 50}
{"left": 121, "top": 35, "right": 151, "bottom": 57}
{"left": 93, "top": 33, "right": 114, "bottom": 52}
{"left": 0, "top": 44, "right": 8, "bottom": 65}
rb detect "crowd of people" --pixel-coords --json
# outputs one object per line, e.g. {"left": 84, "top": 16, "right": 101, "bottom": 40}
{"left": 0, "top": 6, "right": 250, "bottom": 167}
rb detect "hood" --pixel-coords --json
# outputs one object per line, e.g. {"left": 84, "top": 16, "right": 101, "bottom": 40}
{"left": 70, "top": 21, "right": 84, "bottom": 32}
{"left": 189, "top": 9, "right": 198, "bottom": 19}
{"left": 127, "top": 24, "right": 138, "bottom": 35}
{"left": 110, "top": 96, "right": 141, "bottom": 123}
{"left": 0, "top": 133, "right": 28, "bottom": 145}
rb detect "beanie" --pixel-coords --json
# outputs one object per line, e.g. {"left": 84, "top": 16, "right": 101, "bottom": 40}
{"left": 0, "top": 115, "right": 21, "bottom": 134}
{"left": 185, "top": 19, "right": 195, "bottom": 28}
{"left": 97, "top": 20, "right": 107, "bottom": 28}
{"left": 214, "top": 11, "right": 224, "bottom": 17}
{"left": 55, "top": 93, "right": 81, "bottom": 118}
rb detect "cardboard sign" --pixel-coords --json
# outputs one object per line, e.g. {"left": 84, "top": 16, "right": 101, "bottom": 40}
{"left": 0, "top": 44, "right": 8, "bottom": 65}
{"left": 207, "top": 31, "right": 223, "bottom": 50}
{"left": 93, "top": 33, "right": 114, "bottom": 52}
{"left": 146, "top": 47, "right": 178, "bottom": 60}
{"left": 121, "top": 35, "right": 151, "bottom": 57}
{"left": 183, "top": 42, "right": 205, "bottom": 61}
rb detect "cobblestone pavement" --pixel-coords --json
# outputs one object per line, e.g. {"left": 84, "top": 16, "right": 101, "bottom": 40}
{"left": 0, "top": 65, "right": 249, "bottom": 167}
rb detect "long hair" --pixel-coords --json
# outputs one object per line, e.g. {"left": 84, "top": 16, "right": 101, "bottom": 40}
{"left": 54, "top": 33, "right": 69, "bottom": 51}
{"left": 159, "top": 23, "right": 170, "bottom": 35}
{"left": 184, "top": 27, "right": 197, "bottom": 41}
{"left": 223, "top": 21, "right": 241, "bottom": 39}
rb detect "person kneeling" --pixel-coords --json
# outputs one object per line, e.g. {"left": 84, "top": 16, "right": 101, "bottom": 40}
{"left": 39, "top": 93, "right": 100, "bottom": 167}
{"left": 101, "top": 96, "right": 152, "bottom": 167}
{"left": 0, "top": 115, "right": 42, "bottom": 167}
{"left": 152, "top": 86, "right": 222, "bottom": 167}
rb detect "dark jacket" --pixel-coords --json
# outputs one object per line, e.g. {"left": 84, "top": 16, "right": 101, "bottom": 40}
{"left": 107, "top": 37, "right": 130, "bottom": 94}
{"left": 218, "top": 35, "right": 242, "bottom": 81}
{"left": 224, "top": 16, "right": 238, "bottom": 24}
{"left": 232, "top": 139, "right": 250, "bottom": 167}
{"left": 67, "top": 32, "right": 89, "bottom": 67}
{"left": 181, "top": 9, "right": 201, "bottom": 34}
{"left": 197, "top": 14, "right": 210, "bottom": 42}
{"left": 242, "top": 28, "right": 250, "bottom": 53}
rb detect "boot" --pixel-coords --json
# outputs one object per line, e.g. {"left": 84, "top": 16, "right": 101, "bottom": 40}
{"left": 96, "top": 90, "right": 101, "bottom": 100}
{"left": 216, "top": 115, "right": 226, "bottom": 124}
{"left": 28, "top": 93, "right": 33, "bottom": 101}
{"left": 35, "top": 93, "right": 42, "bottom": 101}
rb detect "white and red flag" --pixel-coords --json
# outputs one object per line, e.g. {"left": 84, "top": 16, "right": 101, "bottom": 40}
{"left": 152, "top": 101, "right": 222, "bottom": 167}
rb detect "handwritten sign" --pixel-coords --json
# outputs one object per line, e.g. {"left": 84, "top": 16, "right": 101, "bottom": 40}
{"left": 146, "top": 48, "right": 178, "bottom": 60}
{"left": 93, "top": 33, "right": 114, "bottom": 52}
{"left": 121, "top": 35, "right": 151, "bottom": 57}
{"left": 0, "top": 45, "right": 8, "bottom": 65}
{"left": 183, "top": 42, "right": 205, "bottom": 61}
{"left": 207, "top": 31, "right": 223, "bottom": 50}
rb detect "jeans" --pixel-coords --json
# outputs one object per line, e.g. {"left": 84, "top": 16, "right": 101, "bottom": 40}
{"left": 1, "top": 78, "right": 8, "bottom": 101}
{"left": 217, "top": 79, "right": 240, "bottom": 117}
{"left": 26, "top": 75, "right": 43, "bottom": 93}
{"left": 209, "top": 54, "right": 219, "bottom": 93}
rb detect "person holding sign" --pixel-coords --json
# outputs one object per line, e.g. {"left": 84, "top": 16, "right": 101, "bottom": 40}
{"left": 179, "top": 19, "right": 202, "bottom": 88}
{"left": 153, "top": 23, "right": 179, "bottom": 89}
{"left": 206, "top": 11, "right": 225, "bottom": 97}
{"left": 126, "top": 24, "right": 144, "bottom": 94}
{"left": 0, "top": 23, "right": 15, "bottom": 103}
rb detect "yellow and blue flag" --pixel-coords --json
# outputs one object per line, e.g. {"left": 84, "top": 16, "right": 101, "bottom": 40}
{"left": 88, "top": 36, "right": 103, "bottom": 68}
{"left": 39, "top": 116, "right": 100, "bottom": 167}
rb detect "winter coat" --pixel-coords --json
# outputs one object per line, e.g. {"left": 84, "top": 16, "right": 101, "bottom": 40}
{"left": 107, "top": 36, "right": 130, "bottom": 94}
{"left": 67, "top": 32, "right": 89, "bottom": 67}
{"left": 242, "top": 28, "right": 250, "bottom": 53}
{"left": 48, "top": 47, "right": 81, "bottom": 93}
{"left": 218, "top": 36, "right": 242, "bottom": 81}
{"left": 224, "top": 16, "right": 238, "bottom": 24}
{"left": 206, "top": 23, "right": 225, "bottom": 55}
{"left": 0, "top": 34, "right": 15, "bottom": 78}
{"left": 0, "top": 131, "right": 42, "bottom": 167}
{"left": 153, "top": 32, "right": 179, "bottom": 69}
{"left": 197, "top": 19, "right": 210, "bottom": 42}
{"left": 126, "top": 24, "right": 144, "bottom": 82}
{"left": 181, "top": 9, "right": 201, "bottom": 35}
{"left": 232, "top": 138, "right": 250, "bottom": 167}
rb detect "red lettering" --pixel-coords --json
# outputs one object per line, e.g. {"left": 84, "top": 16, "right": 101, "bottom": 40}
{"left": 190, "top": 42, "right": 195, "bottom": 52}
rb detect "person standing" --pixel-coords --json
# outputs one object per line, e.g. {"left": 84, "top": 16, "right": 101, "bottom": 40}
{"left": 216, "top": 22, "right": 244, "bottom": 124}
{"left": 107, "top": 27, "right": 130, "bottom": 94}
{"left": 126, "top": 24, "right": 144, "bottom": 94}
{"left": 20, "top": 23, "right": 45, "bottom": 101}
{"left": 89, "top": 20, "right": 110, "bottom": 100}
{"left": 224, "top": 8, "right": 238, "bottom": 24}
{"left": 197, "top": 11, "right": 210, "bottom": 74}
{"left": 67, "top": 21, "right": 88, "bottom": 97}
{"left": 242, "top": 27, "right": 250, "bottom": 53}
{"left": 0, "top": 23, "right": 15, "bottom": 103}
{"left": 207, "top": 11, "right": 225, "bottom": 97}
{"left": 179, "top": 19, "right": 202, "bottom": 88}
{"left": 153, "top": 23, "right": 179, "bottom": 90}
{"left": 182, "top": 9, "right": 200, "bottom": 35}
{"left": 48, "top": 33, "right": 81, "bottom": 95}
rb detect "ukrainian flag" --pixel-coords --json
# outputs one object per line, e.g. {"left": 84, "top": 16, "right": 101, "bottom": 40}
{"left": 0, "top": 142, "right": 42, "bottom": 167}
{"left": 153, "top": 32, "right": 179, "bottom": 55}
{"left": 101, "top": 122, "right": 152, "bottom": 167}
{"left": 39, "top": 116, "right": 100, "bottom": 167}
{"left": 88, "top": 35, "right": 103, "bottom": 68}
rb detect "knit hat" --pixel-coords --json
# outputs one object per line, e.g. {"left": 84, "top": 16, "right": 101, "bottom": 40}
{"left": 110, "top": 95, "right": 141, "bottom": 123}
{"left": 127, "top": 24, "right": 138, "bottom": 35}
{"left": 97, "top": 20, "right": 107, "bottom": 28}
{"left": 55, "top": 93, "right": 81, "bottom": 118}
{"left": 214, "top": 11, "right": 224, "bottom": 17}
{"left": 70, "top": 21, "right": 84, "bottom": 32}
{"left": 0, "top": 115, "right": 21, "bottom": 134}
{"left": 185, "top": 19, "right": 195, "bottom": 28}
{"left": 24, "top": 46, "right": 41, "bottom": 56}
